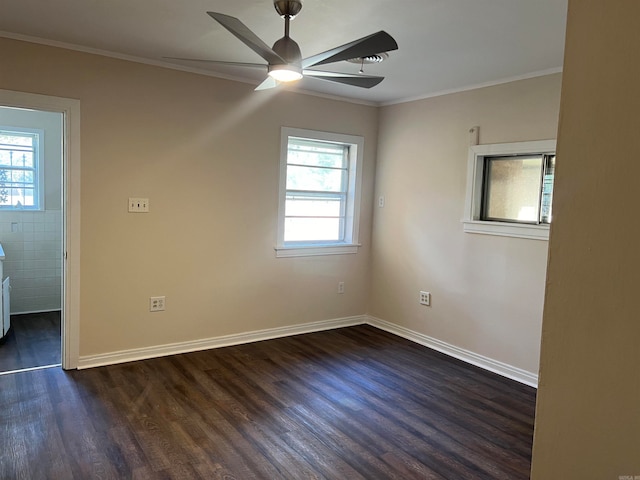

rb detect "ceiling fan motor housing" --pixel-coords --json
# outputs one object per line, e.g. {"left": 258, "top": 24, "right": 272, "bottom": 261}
{"left": 273, "top": 0, "right": 303, "bottom": 18}
{"left": 272, "top": 36, "right": 302, "bottom": 65}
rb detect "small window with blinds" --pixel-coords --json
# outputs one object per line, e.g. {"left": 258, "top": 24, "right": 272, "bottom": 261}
{"left": 463, "top": 140, "right": 556, "bottom": 240}
{"left": 0, "top": 128, "right": 43, "bottom": 210}
{"left": 277, "top": 128, "right": 363, "bottom": 257}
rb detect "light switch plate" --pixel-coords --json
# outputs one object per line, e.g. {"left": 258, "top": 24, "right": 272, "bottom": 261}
{"left": 128, "top": 198, "right": 149, "bottom": 213}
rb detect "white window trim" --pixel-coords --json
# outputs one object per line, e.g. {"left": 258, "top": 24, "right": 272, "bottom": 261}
{"left": 0, "top": 125, "right": 45, "bottom": 211}
{"left": 463, "top": 139, "right": 556, "bottom": 240}
{"left": 276, "top": 127, "right": 363, "bottom": 258}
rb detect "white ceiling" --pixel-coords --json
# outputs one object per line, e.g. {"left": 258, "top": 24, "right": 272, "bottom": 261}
{"left": 0, "top": 0, "right": 568, "bottom": 105}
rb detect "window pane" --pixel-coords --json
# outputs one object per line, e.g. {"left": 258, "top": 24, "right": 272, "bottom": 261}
{"left": 286, "top": 195, "right": 343, "bottom": 217}
{"left": 483, "top": 155, "right": 543, "bottom": 223}
{"left": 288, "top": 140, "right": 346, "bottom": 169}
{"left": 288, "top": 150, "right": 345, "bottom": 169}
{"left": 286, "top": 165, "right": 345, "bottom": 192}
{"left": 284, "top": 217, "right": 342, "bottom": 242}
{"left": 9, "top": 152, "right": 32, "bottom": 167}
{"left": 10, "top": 170, "right": 27, "bottom": 183}
{"left": 20, "top": 188, "right": 35, "bottom": 207}
{"left": 0, "top": 152, "right": 11, "bottom": 166}
{"left": 0, "top": 133, "right": 32, "bottom": 147}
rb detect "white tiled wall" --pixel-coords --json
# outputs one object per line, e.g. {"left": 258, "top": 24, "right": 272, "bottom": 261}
{"left": 0, "top": 210, "right": 62, "bottom": 313}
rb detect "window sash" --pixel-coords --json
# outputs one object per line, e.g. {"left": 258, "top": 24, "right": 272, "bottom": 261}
{"left": 284, "top": 138, "right": 350, "bottom": 244}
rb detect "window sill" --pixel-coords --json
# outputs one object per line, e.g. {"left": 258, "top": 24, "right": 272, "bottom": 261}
{"left": 275, "top": 243, "right": 361, "bottom": 258}
{"left": 463, "top": 220, "right": 549, "bottom": 240}
{"left": 0, "top": 208, "right": 44, "bottom": 212}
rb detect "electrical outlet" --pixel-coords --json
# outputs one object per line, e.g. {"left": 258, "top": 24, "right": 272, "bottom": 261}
{"left": 129, "top": 197, "right": 149, "bottom": 213}
{"left": 419, "top": 291, "right": 431, "bottom": 306}
{"left": 338, "top": 281, "right": 345, "bottom": 294}
{"left": 149, "top": 296, "right": 165, "bottom": 312}
{"left": 378, "top": 195, "right": 385, "bottom": 208}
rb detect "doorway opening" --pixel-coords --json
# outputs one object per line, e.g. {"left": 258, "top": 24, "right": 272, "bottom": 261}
{"left": 0, "top": 107, "right": 63, "bottom": 374}
{"left": 0, "top": 89, "right": 80, "bottom": 374}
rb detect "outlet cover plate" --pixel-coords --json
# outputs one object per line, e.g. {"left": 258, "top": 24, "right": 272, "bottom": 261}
{"left": 150, "top": 296, "right": 165, "bottom": 312}
{"left": 419, "top": 291, "right": 431, "bottom": 306}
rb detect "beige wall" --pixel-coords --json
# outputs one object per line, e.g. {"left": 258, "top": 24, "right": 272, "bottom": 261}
{"left": 0, "top": 38, "right": 378, "bottom": 356}
{"left": 371, "top": 74, "right": 562, "bottom": 375}
{"left": 531, "top": 1, "right": 640, "bottom": 477}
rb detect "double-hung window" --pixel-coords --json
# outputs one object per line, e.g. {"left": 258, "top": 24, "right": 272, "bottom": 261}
{"left": 276, "top": 127, "right": 363, "bottom": 257}
{"left": 463, "top": 139, "right": 556, "bottom": 240}
{"left": 0, "top": 127, "right": 43, "bottom": 210}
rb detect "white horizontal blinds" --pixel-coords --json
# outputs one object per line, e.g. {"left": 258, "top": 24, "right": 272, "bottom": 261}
{"left": 0, "top": 130, "right": 38, "bottom": 208}
{"left": 285, "top": 137, "right": 349, "bottom": 243}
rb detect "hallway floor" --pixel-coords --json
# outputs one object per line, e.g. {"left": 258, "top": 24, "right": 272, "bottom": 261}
{"left": 0, "top": 311, "right": 61, "bottom": 373}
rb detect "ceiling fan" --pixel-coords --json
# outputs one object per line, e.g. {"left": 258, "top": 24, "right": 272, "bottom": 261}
{"left": 167, "top": 0, "right": 398, "bottom": 91}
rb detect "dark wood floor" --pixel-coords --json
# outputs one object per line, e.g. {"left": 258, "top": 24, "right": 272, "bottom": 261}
{"left": 0, "top": 325, "right": 536, "bottom": 479}
{"left": 0, "top": 311, "right": 61, "bottom": 373}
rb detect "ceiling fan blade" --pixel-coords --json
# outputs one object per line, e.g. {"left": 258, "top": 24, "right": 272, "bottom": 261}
{"left": 301, "top": 31, "right": 398, "bottom": 69}
{"left": 255, "top": 76, "right": 279, "bottom": 91}
{"left": 207, "top": 12, "right": 286, "bottom": 65}
{"left": 303, "top": 70, "right": 385, "bottom": 88}
{"left": 163, "top": 57, "right": 267, "bottom": 69}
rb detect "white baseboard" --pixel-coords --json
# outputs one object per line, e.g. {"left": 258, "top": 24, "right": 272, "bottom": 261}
{"left": 77, "top": 313, "right": 538, "bottom": 388}
{"left": 366, "top": 315, "right": 538, "bottom": 388}
{"left": 78, "top": 315, "right": 366, "bottom": 369}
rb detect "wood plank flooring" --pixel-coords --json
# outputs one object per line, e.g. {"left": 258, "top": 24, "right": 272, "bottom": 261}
{"left": 0, "top": 311, "right": 61, "bottom": 373}
{"left": 0, "top": 325, "right": 536, "bottom": 479}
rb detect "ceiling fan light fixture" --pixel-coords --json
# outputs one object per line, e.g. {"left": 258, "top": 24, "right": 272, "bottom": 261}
{"left": 268, "top": 64, "right": 303, "bottom": 82}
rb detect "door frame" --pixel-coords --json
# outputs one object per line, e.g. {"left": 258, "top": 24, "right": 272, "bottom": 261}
{"left": 0, "top": 89, "right": 80, "bottom": 369}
